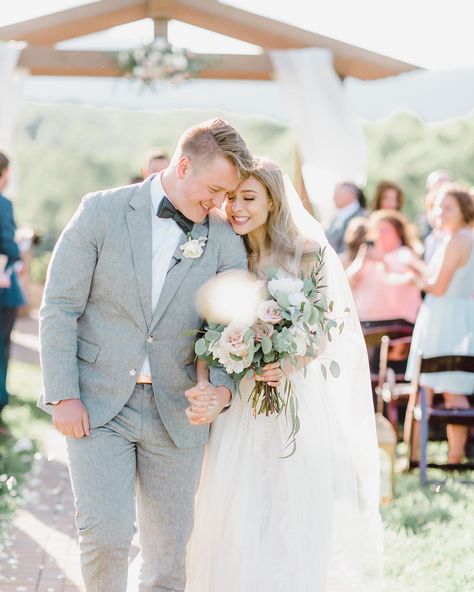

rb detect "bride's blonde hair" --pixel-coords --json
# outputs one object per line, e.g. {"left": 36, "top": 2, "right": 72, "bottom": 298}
{"left": 244, "top": 157, "right": 318, "bottom": 273}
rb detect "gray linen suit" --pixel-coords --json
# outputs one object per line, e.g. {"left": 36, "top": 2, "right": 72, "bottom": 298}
{"left": 39, "top": 176, "right": 247, "bottom": 591}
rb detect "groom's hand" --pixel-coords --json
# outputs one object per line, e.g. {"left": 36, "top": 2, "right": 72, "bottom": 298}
{"left": 52, "top": 400, "right": 90, "bottom": 438}
{"left": 185, "top": 382, "right": 231, "bottom": 425}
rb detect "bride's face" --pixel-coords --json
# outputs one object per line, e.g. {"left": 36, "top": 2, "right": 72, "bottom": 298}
{"left": 225, "top": 176, "right": 272, "bottom": 236}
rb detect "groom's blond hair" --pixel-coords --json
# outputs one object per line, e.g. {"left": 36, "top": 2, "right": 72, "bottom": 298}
{"left": 173, "top": 118, "right": 252, "bottom": 178}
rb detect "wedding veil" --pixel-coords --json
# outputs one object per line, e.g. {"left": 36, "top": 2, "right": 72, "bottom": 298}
{"left": 283, "top": 176, "right": 383, "bottom": 590}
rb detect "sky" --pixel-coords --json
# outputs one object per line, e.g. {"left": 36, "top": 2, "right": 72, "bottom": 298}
{"left": 2, "top": 0, "right": 474, "bottom": 71}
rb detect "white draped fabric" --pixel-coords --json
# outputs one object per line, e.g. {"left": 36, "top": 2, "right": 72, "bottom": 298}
{"left": 0, "top": 42, "right": 27, "bottom": 197}
{"left": 271, "top": 48, "right": 366, "bottom": 226}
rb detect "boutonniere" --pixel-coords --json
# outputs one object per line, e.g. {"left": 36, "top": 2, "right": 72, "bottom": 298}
{"left": 180, "top": 234, "right": 208, "bottom": 259}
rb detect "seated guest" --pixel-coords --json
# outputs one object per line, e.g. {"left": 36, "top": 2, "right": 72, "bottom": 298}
{"left": 346, "top": 210, "right": 422, "bottom": 324}
{"left": 371, "top": 180, "right": 405, "bottom": 212}
{"left": 326, "top": 182, "right": 367, "bottom": 254}
{"left": 341, "top": 216, "right": 368, "bottom": 269}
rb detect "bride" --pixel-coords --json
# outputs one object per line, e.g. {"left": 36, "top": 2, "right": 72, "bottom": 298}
{"left": 185, "top": 157, "right": 382, "bottom": 591}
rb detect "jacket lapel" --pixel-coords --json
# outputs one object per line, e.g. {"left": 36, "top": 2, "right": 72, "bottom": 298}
{"left": 149, "top": 221, "right": 209, "bottom": 331}
{"left": 126, "top": 178, "right": 153, "bottom": 328}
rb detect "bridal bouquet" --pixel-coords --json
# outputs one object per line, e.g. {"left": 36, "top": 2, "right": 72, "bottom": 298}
{"left": 194, "top": 248, "right": 344, "bottom": 453}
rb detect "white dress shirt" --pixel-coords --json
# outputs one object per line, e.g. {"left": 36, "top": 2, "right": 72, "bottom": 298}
{"left": 139, "top": 174, "right": 183, "bottom": 377}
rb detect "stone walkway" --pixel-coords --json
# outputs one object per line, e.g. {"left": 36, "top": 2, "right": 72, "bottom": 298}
{"left": 0, "top": 314, "right": 140, "bottom": 591}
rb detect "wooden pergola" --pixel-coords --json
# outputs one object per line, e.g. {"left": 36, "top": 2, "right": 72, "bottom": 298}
{"left": 1, "top": 0, "right": 418, "bottom": 208}
{"left": 0, "top": 0, "right": 416, "bottom": 81}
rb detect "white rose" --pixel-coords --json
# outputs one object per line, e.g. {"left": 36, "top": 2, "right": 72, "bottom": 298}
{"left": 288, "top": 292, "right": 307, "bottom": 308}
{"left": 180, "top": 237, "right": 207, "bottom": 259}
{"left": 257, "top": 300, "right": 283, "bottom": 325}
{"left": 209, "top": 337, "right": 250, "bottom": 374}
{"left": 268, "top": 277, "right": 304, "bottom": 298}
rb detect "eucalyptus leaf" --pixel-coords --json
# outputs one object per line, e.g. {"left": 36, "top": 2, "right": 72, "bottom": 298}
{"left": 261, "top": 335, "right": 272, "bottom": 355}
{"left": 194, "top": 338, "right": 208, "bottom": 356}
{"left": 276, "top": 292, "right": 290, "bottom": 308}
{"left": 204, "top": 330, "right": 221, "bottom": 343}
{"left": 321, "top": 364, "right": 328, "bottom": 380}
{"left": 329, "top": 360, "right": 341, "bottom": 378}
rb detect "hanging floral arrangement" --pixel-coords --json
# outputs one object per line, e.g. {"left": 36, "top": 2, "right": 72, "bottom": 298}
{"left": 118, "top": 38, "right": 213, "bottom": 86}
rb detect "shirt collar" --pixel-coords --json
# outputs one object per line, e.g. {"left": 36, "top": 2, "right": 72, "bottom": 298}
{"left": 150, "top": 173, "right": 167, "bottom": 214}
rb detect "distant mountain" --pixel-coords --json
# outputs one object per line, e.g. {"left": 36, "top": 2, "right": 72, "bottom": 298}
{"left": 23, "top": 66, "right": 474, "bottom": 123}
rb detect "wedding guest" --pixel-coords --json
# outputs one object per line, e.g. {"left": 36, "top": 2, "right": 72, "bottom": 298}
{"left": 326, "top": 182, "right": 367, "bottom": 254}
{"left": 346, "top": 210, "right": 422, "bottom": 324}
{"left": 141, "top": 148, "right": 170, "bottom": 178}
{"left": 406, "top": 185, "right": 474, "bottom": 463}
{"left": 371, "top": 180, "right": 405, "bottom": 212}
{"left": 341, "top": 216, "right": 368, "bottom": 268}
{"left": 0, "top": 150, "right": 26, "bottom": 425}
{"left": 418, "top": 169, "right": 454, "bottom": 241}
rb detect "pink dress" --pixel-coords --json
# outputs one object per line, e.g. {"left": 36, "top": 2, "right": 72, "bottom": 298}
{"left": 352, "top": 246, "right": 422, "bottom": 323}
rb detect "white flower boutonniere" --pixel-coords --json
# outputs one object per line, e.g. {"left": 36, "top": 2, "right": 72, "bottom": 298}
{"left": 181, "top": 235, "right": 208, "bottom": 259}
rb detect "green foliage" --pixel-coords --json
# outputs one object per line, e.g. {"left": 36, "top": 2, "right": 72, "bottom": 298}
{"left": 0, "top": 361, "right": 45, "bottom": 540}
{"left": 365, "top": 110, "right": 474, "bottom": 220}
{"left": 30, "top": 250, "right": 52, "bottom": 283}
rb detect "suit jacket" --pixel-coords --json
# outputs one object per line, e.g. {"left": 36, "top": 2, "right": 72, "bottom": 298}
{"left": 38, "top": 177, "right": 248, "bottom": 448}
{"left": 0, "top": 193, "right": 26, "bottom": 309}
{"left": 325, "top": 204, "right": 367, "bottom": 255}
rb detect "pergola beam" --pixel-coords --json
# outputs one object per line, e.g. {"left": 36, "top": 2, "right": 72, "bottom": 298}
{"left": 1, "top": 0, "right": 416, "bottom": 80}
{"left": 171, "top": 0, "right": 415, "bottom": 78}
{"left": 18, "top": 47, "right": 273, "bottom": 80}
{"left": 0, "top": 0, "right": 147, "bottom": 46}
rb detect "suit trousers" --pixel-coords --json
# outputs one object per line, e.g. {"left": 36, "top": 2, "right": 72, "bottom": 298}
{"left": 66, "top": 384, "right": 205, "bottom": 592}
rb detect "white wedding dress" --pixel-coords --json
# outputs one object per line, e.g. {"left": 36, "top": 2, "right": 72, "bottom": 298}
{"left": 186, "top": 181, "right": 382, "bottom": 591}
{"left": 186, "top": 265, "right": 382, "bottom": 591}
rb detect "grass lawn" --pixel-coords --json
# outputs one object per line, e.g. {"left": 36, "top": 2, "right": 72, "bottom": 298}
{"left": 1, "top": 360, "right": 473, "bottom": 590}
{"left": 383, "top": 457, "right": 474, "bottom": 592}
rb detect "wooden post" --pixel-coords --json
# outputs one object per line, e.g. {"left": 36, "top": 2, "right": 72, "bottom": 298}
{"left": 153, "top": 18, "right": 169, "bottom": 39}
{"left": 294, "top": 148, "right": 313, "bottom": 215}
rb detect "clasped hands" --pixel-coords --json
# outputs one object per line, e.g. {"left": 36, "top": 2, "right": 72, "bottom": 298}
{"left": 185, "top": 362, "right": 282, "bottom": 425}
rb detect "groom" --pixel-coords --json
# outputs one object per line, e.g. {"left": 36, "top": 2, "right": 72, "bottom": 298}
{"left": 39, "top": 118, "right": 252, "bottom": 591}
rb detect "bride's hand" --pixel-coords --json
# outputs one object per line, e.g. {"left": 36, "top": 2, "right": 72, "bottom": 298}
{"left": 255, "top": 362, "right": 283, "bottom": 387}
{"left": 185, "top": 381, "right": 231, "bottom": 425}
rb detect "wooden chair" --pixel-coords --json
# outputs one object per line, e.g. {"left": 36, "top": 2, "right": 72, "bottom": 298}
{"left": 361, "top": 320, "right": 414, "bottom": 501}
{"left": 377, "top": 333, "right": 414, "bottom": 436}
{"left": 361, "top": 319, "right": 414, "bottom": 415}
{"left": 404, "top": 353, "right": 474, "bottom": 486}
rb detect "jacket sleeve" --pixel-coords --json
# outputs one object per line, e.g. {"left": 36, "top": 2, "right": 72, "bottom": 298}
{"left": 39, "top": 193, "right": 100, "bottom": 403}
{"left": 0, "top": 198, "right": 21, "bottom": 264}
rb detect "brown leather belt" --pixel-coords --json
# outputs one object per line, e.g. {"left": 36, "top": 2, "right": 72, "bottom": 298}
{"left": 136, "top": 375, "right": 153, "bottom": 384}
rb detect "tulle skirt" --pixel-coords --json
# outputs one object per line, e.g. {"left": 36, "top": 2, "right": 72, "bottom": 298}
{"left": 186, "top": 367, "right": 382, "bottom": 592}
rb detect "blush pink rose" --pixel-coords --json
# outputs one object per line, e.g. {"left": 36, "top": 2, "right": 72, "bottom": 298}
{"left": 219, "top": 322, "right": 249, "bottom": 357}
{"left": 257, "top": 300, "right": 283, "bottom": 325}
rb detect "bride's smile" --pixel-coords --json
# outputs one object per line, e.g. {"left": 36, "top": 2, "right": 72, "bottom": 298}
{"left": 225, "top": 175, "right": 272, "bottom": 236}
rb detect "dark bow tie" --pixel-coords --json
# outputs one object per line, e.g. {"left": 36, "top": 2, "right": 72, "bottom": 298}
{"left": 156, "top": 196, "right": 194, "bottom": 235}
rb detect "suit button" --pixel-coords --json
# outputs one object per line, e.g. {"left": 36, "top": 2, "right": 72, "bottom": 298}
{"left": 129, "top": 368, "right": 136, "bottom": 376}
{"left": 147, "top": 336, "right": 154, "bottom": 343}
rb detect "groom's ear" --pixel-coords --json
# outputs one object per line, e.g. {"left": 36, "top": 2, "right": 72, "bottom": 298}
{"left": 177, "top": 156, "right": 191, "bottom": 180}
